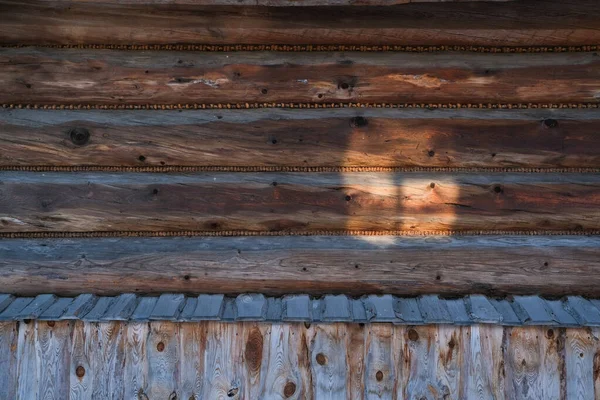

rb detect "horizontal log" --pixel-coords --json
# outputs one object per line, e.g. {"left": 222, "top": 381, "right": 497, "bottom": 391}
{"left": 0, "top": 0, "right": 598, "bottom": 46}
{"left": 1, "top": 109, "right": 600, "bottom": 169}
{"left": 2, "top": 48, "right": 599, "bottom": 105}
{"left": 0, "top": 172, "right": 599, "bottom": 233}
{"left": 1, "top": 236, "right": 599, "bottom": 296}
{"left": 28, "top": 0, "right": 513, "bottom": 5}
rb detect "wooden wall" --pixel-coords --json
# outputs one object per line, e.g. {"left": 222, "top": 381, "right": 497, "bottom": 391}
{"left": 1, "top": 320, "right": 600, "bottom": 399}
{"left": 1, "top": 1, "right": 599, "bottom": 296}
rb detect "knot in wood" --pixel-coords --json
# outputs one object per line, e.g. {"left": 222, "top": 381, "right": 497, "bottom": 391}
{"left": 284, "top": 381, "right": 297, "bottom": 397}
{"left": 543, "top": 119, "right": 558, "bottom": 128}
{"left": 408, "top": 328, "right": 419, "bottom": 342}
{"left": 76, "top": 365, "right": 85, "bottom": 378}
{"left": 316, "top": 353, "right": 327, "bottom": 365}
{"left": 69, "top": 127, "right": 90, "bottom": 146}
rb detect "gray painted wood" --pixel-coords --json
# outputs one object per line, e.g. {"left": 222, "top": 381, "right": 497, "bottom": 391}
{"left": 511, "top": 296, "right": 556, "bottom": 325}
{"left": 321, "top": 295, "right": 352, "bottom": 322}
{"left": 14, "top": 294, "right": 56, "bottom": 320}
{"left": 393, "top": 298, "right": 423, "bottom": 324}
{"left": 363, "top": 295, "right": 396, "bottom": 322}
{"left": 61, "top": 294, "right": 97, "bottom": 320}
{"left": 192, "top": 294, "right": 224, "bottom": 321}
{"left": 131, "top": 297, "right": 158, "bottom": 321}
{"left": 149, "top": 294, "right": 185, "bottom": 321}
{"left": 0, "top": 295, "right": 14, "bottom": 314}
{"left": 38, "top": 298, "right": 73, "bottom": 320}
{"left": 101, "top": 294, "right": 138, "bottom": 321}
{"left": 418, "top": 295, "right": 452, "bottom": 323}
{"left": 488, "top": 299, "right": 522, "bottom": 325}
{"left": 82, "top": 297, "right": 115, "bottom": 322}
{"left": 564, "top": 297, "right": 600, "bottom": 326}
{"left": 445, "top": 298, "right": 471, "bottom": 324}
{"left": 282, "top": 295, "right": 311, "bottom": 321}
{"left": 467, "top": 295, "right": 503, "bottom": 323}
{"left": 235, "top": 294, "right": 267, "bottom": 321}
{"left": 0, "top": 298, "right": 34, "bottom": 321}
{"left": 545, "top": 300, "right": 580, "bottom": 327}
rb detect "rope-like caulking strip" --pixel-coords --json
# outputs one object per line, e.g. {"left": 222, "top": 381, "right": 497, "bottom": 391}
{"left": 0, "top": 166, "right": 599, "bottom": 173}
{"left": 1, "top": 230, "right": 599, "bottom": 238}
{"left": 2, "top": 44, "right": 599, "bottom": 53}
{"left": 2, "top": 103, "right": 599, "bottom": 110}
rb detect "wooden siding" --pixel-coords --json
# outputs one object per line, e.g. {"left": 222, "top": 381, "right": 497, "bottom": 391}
{"left": 2, "top": 320, "right": 600, "bottom": 399}
{"left": 1, "top": 0, "right": 599, "bottom": 46}
{"left": 2, "top": 48, "right": 600, "bottom": 105}
{"left": 2, "top": 109, "right": 600, "bottom": 169}
{"left": 1, "top": 236, "right": 599, "bottom": 296}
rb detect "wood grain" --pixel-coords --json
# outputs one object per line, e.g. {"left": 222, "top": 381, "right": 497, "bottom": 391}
{"left": 25, "top": 0, "right": 513, "bottom": 5}
{"left": 1, "top": 0, "right": 598, "bottom": 46}
{"left": 147, "top": 322, "right": 179, "bottom": 399}
{"left": 0, "top": 172, "right": 599, "bottom": 233}
{"left": 0, "top": 322, "right": 18, "bottom": 400}
{"left": 37, "top": 321, "right": 71, "bottom": 400}
{"left": 90, "top": 322, "right": 125, "bottom": 399}
{"left": 123, "top": 322, "right": 149, "bottom": 400}
{"left": 2, "top": 236, "right": 600, "bottom": 296}
{"left": 2, "top": 48, "right": 599, "bottom": 105}
{"left": 4, "top": 321, "right": 600, "bottom": 399}
{"left": 2, "top": 109, "right": 600, "bottom": 169}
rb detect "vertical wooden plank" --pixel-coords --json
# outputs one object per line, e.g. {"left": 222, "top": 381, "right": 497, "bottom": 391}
{"left": 347, "top": 323, "right": 366, "bottom": 400}
{"left": 123, "top": 322, "right": 149, "bottom": 400}
{"left": 70, "top": 321, "right": 93, "bottom": 400}
{"left": 147, "top": 322, "right": 179, "bottom": 400}
{"left": 435, "top": 325, "right": 463, "bottom": 399}
{"left": 392, "top": 326, "right": 407, "bottom": 399}
{"left": 566, "top": 328, "right": 595, "bottom": 399}
{"left": 37, "top": 321, "right": 71, "bottom": 400}
{"left": 243, "top": 322, "right": 268, "bottom": 399}
{"left": 364, "top": 324, "right": 394, "bottom": 400}
{"left": 0, "top": 322, "right": 18, "bottom": 399}
{"left": 16, "top": 320, "right": 38, "bottom": 400}
{"left": 178, "top": 322, "right": 206, "bottom": 400}
{"left": 201, "top": 322, "right": 245, "bottom": 399}
{"left": 260, "top": 323, "right": 312, "bottom": 399}
{"left": 401, "top": 326, "right": 441, "bottom": 400}
{"left": 592, "top": 328, "right": 600, "bottom": 400}
{"left": 461, "top": 325, "right": 505, "bottom": 400}
{"left": 90, "top": 322, "right": 125, "bottom": 400}
{"left": 504, "top": 326, "right": 561, "bottom": 399}
{"left": 308, "top": 323, "right": 348, "bottom": 399}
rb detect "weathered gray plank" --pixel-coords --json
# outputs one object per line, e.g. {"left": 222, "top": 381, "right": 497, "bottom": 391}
{"left": 69, "top": 321, "right": 93, "bottom": 400}
{"left": 178, "top": 322, "right": 205, "bottom": 400}
{"left": 511, "top": 296, "right": 556, "bottom": 325}
{"left": 0, "top": 294, "right": 14, "bottom": 314}
{"left": 394, "top": 298, "right": 423, "bottom": 324}
{"left": 504, "top": 326, "right": 562, "bottom": 399}
{"left": 16, "top": 320, "right": 38, "bottom": 400}
{"left": 364, "top": 324, "right": 394, "bottom": 400}
{"left": 0, "top": 322, "right": 18, "bottom": 400}
{"left": 241, "top": 323, "right": 267, "bottom": 399}
{"left": 321, "top": 295, "right": 352, "bottom": 322}
{"left": 565, "top": 328, "right": 596, "bottom": 399}
{"left": 436, "top": 325, "right": 463, "bottom": 399}
{"left": 309, "top": 324, "right": 348, "bottom": 398}
{"left": 201, "top": 322, "right": 244, "bottom": 399}
{"left": 461, "top": 325, "right": 505, "bottom": 399}
{"left": 123, "top": 322, "right": 149, "bottom": 400}
{"left": 90, "top": 322, "right": 125, "bottom": 399}
{"left": 37, "top": 321, "right": 71, "bottom": 400}
{"left": 82, "top": 298, "right": 114, "bottom": 322}
{"left": 565, "top": 297, "right": 600, "bottom": 326}
{"left": 282, "top": 295, "right": 311, "bottom": 322}
{"left": 363, "top": 295, "right": 396, "bottom": 323}
{"left": 146, "top": 322, "right": 179, "bottom": 399}
{"left": 4, "top": 236, "right": 600, "bottom": 297}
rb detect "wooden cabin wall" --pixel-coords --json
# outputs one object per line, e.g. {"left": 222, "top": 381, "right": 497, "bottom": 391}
{"left": 1, "top": 320, "right": 599, "bottom": 399}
